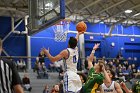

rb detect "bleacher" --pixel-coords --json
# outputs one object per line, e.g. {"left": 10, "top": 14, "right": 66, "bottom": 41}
{"left": 19, "top": 70, "right": 60, "bottom": 93}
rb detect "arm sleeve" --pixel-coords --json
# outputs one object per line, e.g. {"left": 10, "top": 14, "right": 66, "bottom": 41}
{"left": 11, "top": 61, "right": 22, "bottom": 86}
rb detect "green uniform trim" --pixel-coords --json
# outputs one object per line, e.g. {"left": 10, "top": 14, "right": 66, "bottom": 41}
{"left": 83, "top": 67, "right": 104, "bottom": 93}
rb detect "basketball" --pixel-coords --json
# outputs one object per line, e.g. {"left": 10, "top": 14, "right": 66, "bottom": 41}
{"left": 76, "top": 21, "right": 87, "bottom": 33}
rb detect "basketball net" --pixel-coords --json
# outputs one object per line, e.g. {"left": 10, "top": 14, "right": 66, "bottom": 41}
{"left": 53, "top": 20, "right": 70, "bottom": 42}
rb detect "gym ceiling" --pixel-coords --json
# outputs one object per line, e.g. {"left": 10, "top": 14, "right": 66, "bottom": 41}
{"left": 0, "top": 0, "right": 140, "bottom": 26}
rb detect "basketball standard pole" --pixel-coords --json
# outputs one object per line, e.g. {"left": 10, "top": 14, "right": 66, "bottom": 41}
{"left": 25, "top": 15, "right": 31, "bottom": 69}
{"left": 79, "top": 34, "right": 86, "bottom": 71}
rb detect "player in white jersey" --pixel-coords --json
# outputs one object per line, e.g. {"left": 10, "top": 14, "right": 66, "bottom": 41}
{"left": 42, "top": 32, "right": 83, "bottom": 93}
{"left": 100, "top": 69, "right": 123, "bottom": 93}
{"left": 101, "top": 81, "right": 117, "bottom": 93}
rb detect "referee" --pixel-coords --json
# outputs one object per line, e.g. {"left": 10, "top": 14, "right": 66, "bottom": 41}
{"left": 0, "top": 39, "right": 24, "bottom": 93}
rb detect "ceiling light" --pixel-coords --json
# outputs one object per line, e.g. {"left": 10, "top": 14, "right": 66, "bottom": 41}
{"left": 45, "top": 2, "right": 53, "bottom": 7}
{"left": 125, "top": 10, "right": 132, "bottom": 13}
{"left": 45, "top": 2, "right": 53, "bottom": 10}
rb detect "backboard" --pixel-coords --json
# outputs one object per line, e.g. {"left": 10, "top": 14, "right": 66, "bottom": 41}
{"left": 28, "top": 0, "right": 65, "bottom": 35}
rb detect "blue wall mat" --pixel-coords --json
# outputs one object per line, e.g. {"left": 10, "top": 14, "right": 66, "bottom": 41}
{"left": 84, "top": 22, "right": 140, "bottom": 65}
{"left": 2, "top": 17, "right": 140, "bottom": 68}
{"left": 0, "top": 17, "right": 26, "bottom": 59}
{"left": 3, "top": 35, "right": 26, "bottom": 56}
{"left": 31, "top": 22, "right": 140, "bottom": 67}
{"left": 133, "top": 26, "right": 140, "bottom": 35}
{"left": 0, "top": 17, "right": 11, "bottom": 38}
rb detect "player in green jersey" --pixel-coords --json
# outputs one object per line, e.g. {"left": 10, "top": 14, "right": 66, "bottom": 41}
{"left": 80, "top": 44, "right": 111, "bottom": 93}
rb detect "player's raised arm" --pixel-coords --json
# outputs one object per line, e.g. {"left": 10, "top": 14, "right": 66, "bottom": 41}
{"left": 87, "top": 43, "right": 100, "bottom": 69}
{"left": 42, "top": 48, "right": 68, "bottom": 63}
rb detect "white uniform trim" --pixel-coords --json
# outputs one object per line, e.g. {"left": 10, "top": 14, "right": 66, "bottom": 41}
{"left": 101, "top": 81, "right": 117, "bottom": 93}
{"left": 63, "top": 47, "right": 82, "bottom": 93}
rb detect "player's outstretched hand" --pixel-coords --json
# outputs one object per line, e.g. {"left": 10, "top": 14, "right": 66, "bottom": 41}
{"left": 93, "top": 43, "right": 100, "bottom": 50}
{"left": 42, "top": 48, "right": 49, "bottom": 55}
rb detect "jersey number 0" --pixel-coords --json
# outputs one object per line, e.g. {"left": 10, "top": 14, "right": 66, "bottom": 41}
{"left": 73, "top": 55, "right": 77, "bottom": 63}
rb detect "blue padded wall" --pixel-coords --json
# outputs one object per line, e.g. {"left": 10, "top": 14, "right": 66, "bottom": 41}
{"left": 1, "top": 17, "right": 140, "bottom": 67}
{"left": 0, "top": 17, "right": 11, "bottom": 38}
{"left": 0, "top": 17, "right": 26, "bottom": 57}
{"left": 84, "top": 23, "right": 140, "bottom": 65}
{"left": 31, "top": 22, "right": 140, "bottom": 67}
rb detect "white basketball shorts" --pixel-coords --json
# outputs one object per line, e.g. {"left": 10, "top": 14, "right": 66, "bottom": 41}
{"left": 63, "top": 71, "right": 82, "bottom": 93}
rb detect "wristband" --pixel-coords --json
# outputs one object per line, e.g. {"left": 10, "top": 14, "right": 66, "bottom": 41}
{"left": 92, "top": 50, "right": 95, "bottom": 54}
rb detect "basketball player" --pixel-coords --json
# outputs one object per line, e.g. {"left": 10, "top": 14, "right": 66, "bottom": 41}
{"left": 100, "top": 69, "right": 123, "bottom": 93}
{"left": 42, "top": 32, "right": 83, "bottom": 93}
{"left": 80, "top": 44, "right": 111, "bottom": 93}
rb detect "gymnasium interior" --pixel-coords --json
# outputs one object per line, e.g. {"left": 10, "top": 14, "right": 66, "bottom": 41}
{"left": 0, "top": 0, "right": 140, "bottom": 93}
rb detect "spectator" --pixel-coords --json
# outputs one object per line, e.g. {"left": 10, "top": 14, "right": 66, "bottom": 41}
{"left": 132, "top": 64, "right": 137, "bottom": 78}
{"left": 37, "top": 63, "right": 48, "bottom": 79}
{"left": 43, "top": 84, "right": 49, "bottom": 93}
{"left": 127, "top": 65, "right": 133, "bottom": 79}
{"left": 48, "top": 63, "right": 55, "bottom": 72}
{"left": 0, "top": 38, "right": 24, "bottom": 93}
{"left": 117, "top": 68, "right": 123, "bottom": 77}
{"left": 17, "top": 59, "right": 26, "bottom": 72}
{"left": 59, "top": 68, "right": 64, "bottom": 80}
{"left": 54, "top": 61, "right": 61, "bottom": 72}
{"left": 116, "top": 52, "right": 123, "bottom": 60}
{"left": 59, "top": 83, "right": 64, "bottom": 93}
{"left": 137, "top": 66, "right": 140, "bottom": 73}
{"left": 51, "top": 84, "right": 59, "bottom": 93}
{"left": 112, "top": 65, "right": 117, "bottom": 72}
{"left": 22, "top": 73, "right": 32, "bottom": 91}
{"left": 38, "top": 50, "right": 46, "bottom": 64}
{"left": 33, "top": 57, "right": 39, "bottom": 72}
{"left": 123, "top": 60, "right": 129, "bottom": 70}
{"left": 42, "top": 63, "right": 48, "bottom": 78}
{"left": 115, "top": 59, "right": 120, "bottom": 67}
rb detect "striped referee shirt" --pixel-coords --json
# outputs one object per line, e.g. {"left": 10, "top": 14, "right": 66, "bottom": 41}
{"left": 0, "top": 58, "right": 22, "bottom": 93}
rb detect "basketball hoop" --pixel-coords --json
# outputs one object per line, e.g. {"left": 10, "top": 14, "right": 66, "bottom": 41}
{"left": 53, "top": 19, "right": 70, "bottom": 42}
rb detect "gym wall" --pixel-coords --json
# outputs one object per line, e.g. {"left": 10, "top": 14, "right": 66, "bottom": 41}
{"left": 31, "top": 22, "right": 140, "bottom": 67}
{"left": 0, "top": 17, "right": 26, "bottom": 57}
{"left": 1, "top": 16, "right": 140, "bottom": 67}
